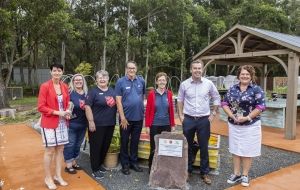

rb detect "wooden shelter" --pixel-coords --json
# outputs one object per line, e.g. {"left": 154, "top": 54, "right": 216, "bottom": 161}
{"left": 194, "top": 24, "right": 300, "bottom": 140}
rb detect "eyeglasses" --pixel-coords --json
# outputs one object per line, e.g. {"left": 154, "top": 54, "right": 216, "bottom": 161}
{"left": 97, "top": 77, "right": 108, "bottom": 80}
{"left": 127, "top": 67, "right": 136, "bottom": 70}
{"left": 74, "top": 79, "right": 83, "bottom": 81}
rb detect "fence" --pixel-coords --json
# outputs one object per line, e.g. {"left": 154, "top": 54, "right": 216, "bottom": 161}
{"left": 6, "top": 87, "right": 23, "bottom": 100}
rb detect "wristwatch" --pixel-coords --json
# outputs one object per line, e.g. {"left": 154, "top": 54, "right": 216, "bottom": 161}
{"left": 212, "top": 110, "right": 217, "bottom": 116}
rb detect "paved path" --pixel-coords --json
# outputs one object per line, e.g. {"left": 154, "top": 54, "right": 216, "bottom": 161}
{"left": 1, "top": 118, "right": 300, "bottom": 190}
{"left": 0, "top": 124, "right": 104, "bottom": 190}
{"left": 209, "top": 116, "right": 300, "bottom": 189}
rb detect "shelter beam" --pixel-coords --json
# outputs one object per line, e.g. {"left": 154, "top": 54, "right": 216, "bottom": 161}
{"left": 201, "top": 49, "right": 290, "bottom": 60}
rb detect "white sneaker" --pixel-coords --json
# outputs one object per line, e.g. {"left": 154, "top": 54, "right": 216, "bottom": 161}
{"left": 227, "top": 174, "right": 242, "bottom": 184}
{"left": 241, "top": 175, "right": 250, "bottom": 187}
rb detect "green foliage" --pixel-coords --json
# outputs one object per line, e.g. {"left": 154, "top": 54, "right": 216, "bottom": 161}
{"left": 1, "top": 0, "right": 300, "bottom": 91}
{"left": 0, "top": 8, "right": 11, "bottom": 40}
{"left": 108, "top": 125, "right": 120, "bottom": 153}
{"left": 273, "top": 86, "right": 288, "bottom": 94}
{"left": 74, "top": 61, "right": 93, "bottom": 75}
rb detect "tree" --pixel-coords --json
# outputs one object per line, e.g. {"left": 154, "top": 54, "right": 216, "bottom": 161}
{"left": 0, "top": 0, "right": 32, "bottom": 108}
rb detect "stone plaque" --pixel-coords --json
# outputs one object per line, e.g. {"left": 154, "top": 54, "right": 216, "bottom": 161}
{"left": 149, "top": 132, "right": 188, "bottom": 190}
{"left": 158, "top": 138, "right": 183, "bottom": 157}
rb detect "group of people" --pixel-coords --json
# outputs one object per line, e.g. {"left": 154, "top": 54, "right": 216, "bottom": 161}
{"left": 38, "top": 60, "right": 265, "bottom": 189}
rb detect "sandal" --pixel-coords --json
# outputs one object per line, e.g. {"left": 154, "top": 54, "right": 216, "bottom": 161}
{"left": 53, "top": 176, "right": 68, "bottom": 186}
{"left": 72, "top": 164, "right": 82, "bottom": 170}
{"left": 44, "top": 178, "right": 57, "bottom": 190}
{"left": 65, "top": 167, "right": 77, "bottom": 174}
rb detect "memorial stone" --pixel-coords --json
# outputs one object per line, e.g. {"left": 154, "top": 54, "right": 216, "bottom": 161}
{"left": 149, "top": 132, "right": 188, "bottom": 189}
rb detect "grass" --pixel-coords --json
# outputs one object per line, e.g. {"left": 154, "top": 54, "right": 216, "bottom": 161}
{"left": 0, "top": 109, "right": 39, "bottom": 124}
{"left": 9, "top": 96, "right": 37, "bottom": 106}
{"left": 0, "top": 114, "right": 38, "bottom": 124}
{"left": 0, "top": 96, "right": 39, "bottom": 124}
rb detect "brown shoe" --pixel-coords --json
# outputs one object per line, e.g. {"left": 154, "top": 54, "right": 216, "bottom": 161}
{"left": 201, "top": 174, "right": 212, "bottom": 185}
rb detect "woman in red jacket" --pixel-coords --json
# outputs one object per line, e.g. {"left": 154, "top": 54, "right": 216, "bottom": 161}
{"left": 38, "top": 63, "right": 71, "bottom": 189}
{"left": 145, "top": 72, "right": 175, "bottom": 172}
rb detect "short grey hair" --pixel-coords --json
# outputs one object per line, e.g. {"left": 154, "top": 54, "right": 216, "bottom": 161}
{"left": 95, "top": 70, "right": 109, "bottom": 80}
{"left": 126, "top": 60, "right": 137, "bottom": 68}
{"left": 69, "top": 73, "right": 88, "bottom": 95}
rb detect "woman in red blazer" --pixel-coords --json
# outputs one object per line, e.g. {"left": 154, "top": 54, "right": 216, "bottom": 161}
{"left": 38, "top": 63, "right": 71, "bottom": 189}
{"left": 145, "top": 72, "right": 175, "bottom": 172}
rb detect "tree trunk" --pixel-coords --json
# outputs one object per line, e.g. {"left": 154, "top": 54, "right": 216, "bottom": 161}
{"left": 0, "top": 77, "right": 10, "bottom": 109}
{"left": 0, "top": 0, "right": 10, "bottom": 108}
{"left": 33, "top": 43, "right": 38, "bottom": 86}
{"left": 180, "top": 23, "right": 185, "bottom": 81}
{"left": 102, "top": 0, "right": 107, "bottom": 70}
{"left": 61, "top": 41, "right": 65, "bottom": 67}
{"left": 144, "top": 13, "right": 150, "bottom": 87}
{"left": 0, "top": 39, "right": 10, "bottom": 109}
{"left": 17, "top": 33, "right": 25, "bottom": 83}
{"left": 125, "top": 1, "right": 131, "bottom": 72}
{"left": 28, "top": 51, "right": 33, "bottom": 87}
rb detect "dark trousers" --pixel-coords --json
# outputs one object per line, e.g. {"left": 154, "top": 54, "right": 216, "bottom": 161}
{"left": 182, "top": 116, "right": 210, "bottom": 175}
{"left": 88, "top": 125, "right": 115, "bottom": 172}
{"left": 120, "top": 120, "right": 143, "bottom": 167}
{"left": 148, "top": 125, "right": 171, "bottom": 169}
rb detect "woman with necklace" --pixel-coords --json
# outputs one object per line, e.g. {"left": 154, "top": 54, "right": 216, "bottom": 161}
{"left": 221, "top": 65, "right": 266, "bottom": 187}
{"left": 85, "top": 70, "right": 117, "bottom": 179}
{"left": 38, "top": 63, "right": 71, "bottom": 189}
{"left": 145, "top": 72, "right": 175, "bottom": 172}
{"left": 63, "top": 73, "right": 88, "bottom": 174}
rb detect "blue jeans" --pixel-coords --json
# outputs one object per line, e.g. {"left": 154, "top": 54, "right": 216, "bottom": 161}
{"left": 63, "top": 126, "right": 86, "bottom": 163}
{"left": 183, "top": 115, "right": 210, "bottom": 175}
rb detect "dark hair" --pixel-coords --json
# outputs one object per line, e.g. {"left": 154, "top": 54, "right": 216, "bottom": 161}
{"left": 190, "top": 59, "right": 203, "bottom": 69}
{"left": 236, "top": 65, "right": 256, "bottom": 82}
{"left": 50, "top": 63, "right": 64, "bottom": 71}
{"left": 155, "top": 72, "right": 168, "bottom": 81}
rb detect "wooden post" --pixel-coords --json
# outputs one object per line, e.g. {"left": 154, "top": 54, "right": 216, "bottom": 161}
{"left": 263, "top": 64, "right": 267, "bottom": 92}
{"left": 285, "top": 52, "right": 299, "bottom": 139}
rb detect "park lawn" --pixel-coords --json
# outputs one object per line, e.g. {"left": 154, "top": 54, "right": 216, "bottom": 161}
{"left": 9, "top": 96, "right": 37, "bottom": 106}
{"left": 0, "top": 96, "right": 39, "bottom": 124}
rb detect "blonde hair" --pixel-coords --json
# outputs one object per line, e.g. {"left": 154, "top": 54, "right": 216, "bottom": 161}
{"left": 69, "top": 74, "right": 88, "bottom": 94}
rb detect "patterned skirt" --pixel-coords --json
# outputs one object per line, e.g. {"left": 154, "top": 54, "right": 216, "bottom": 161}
{"left": 41, "top": 120, "right": 69, "bottom": 147}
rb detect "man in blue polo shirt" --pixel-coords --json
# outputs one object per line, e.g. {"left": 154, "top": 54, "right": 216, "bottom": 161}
{"left": 115, "top": 61, "right": 146, "bottom": 175}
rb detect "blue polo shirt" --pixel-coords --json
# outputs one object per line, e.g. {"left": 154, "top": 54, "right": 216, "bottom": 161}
{"left": 115, "top": 75, "right": 145, "bottom": 121}
{"left": 152, "top": 90, "right": 170, "bottom": 126}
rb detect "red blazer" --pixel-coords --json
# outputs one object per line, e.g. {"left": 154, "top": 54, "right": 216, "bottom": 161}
{"left": 38, "top": 79, "right": 70, "bottom": 129}
{"left": 145, "top": 89, "right": 175, "bottom": 128}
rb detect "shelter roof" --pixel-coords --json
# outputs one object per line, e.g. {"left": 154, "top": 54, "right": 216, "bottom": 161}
{"left": 194, "top": 24, "right": 300, "bottom": 61}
